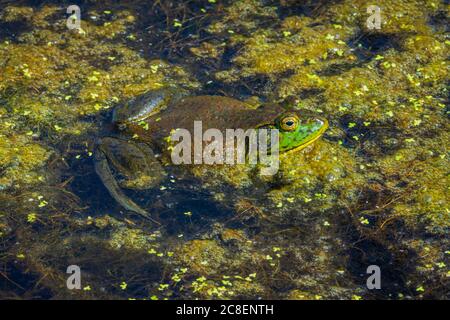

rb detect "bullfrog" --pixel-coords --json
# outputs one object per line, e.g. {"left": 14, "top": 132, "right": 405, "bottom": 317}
{"left": 94, "top": 89, "right": 328, "bottom": 219}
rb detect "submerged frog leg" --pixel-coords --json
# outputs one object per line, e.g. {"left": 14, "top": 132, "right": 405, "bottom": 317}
{"left": 94, "top": 149, "right": 160, "bottom": 224}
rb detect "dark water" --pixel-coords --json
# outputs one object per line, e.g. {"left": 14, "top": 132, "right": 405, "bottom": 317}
{"left": 0, "top": 0, "right": 448, "bottom": 300}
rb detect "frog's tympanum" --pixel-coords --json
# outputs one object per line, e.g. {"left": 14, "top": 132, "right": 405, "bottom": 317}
{"left": 94, "top": 89, "right": 328, "bottom": 218}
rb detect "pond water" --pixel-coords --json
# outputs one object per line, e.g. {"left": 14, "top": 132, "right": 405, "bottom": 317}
{"left": 0, "top": 0, "right": 448, "bottom": 300}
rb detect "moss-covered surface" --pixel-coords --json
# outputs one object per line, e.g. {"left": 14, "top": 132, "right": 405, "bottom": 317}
{"left": 0, "top": 0, "right": 448, "bottom": 300}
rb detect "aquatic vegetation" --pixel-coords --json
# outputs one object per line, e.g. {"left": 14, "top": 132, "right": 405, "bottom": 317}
{"left": 0, "top": 126, "right": 51, "bottom": 190}
{"left": 266, "top": 140, "right": 366, "bottom": 214}
{"left": 174, "top": 239, "right": 228, "bottom": 276}
{"left": 0, "top": 0, "right": 448, "bottom": 300}
{"left": 375, "top": 131, "right": 449, "bottom": 234}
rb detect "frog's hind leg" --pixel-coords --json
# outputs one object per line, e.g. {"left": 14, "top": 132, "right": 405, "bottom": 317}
{"left": 94, "top": 148, "right": 160, "bottom": 224}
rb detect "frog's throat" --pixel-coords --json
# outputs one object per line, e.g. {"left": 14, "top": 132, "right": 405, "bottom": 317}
{"left": 283, "top": 118, "right": 329, "bottom": 154}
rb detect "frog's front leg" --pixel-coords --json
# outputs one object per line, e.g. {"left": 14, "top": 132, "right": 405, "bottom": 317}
{"left": 94, "top": 137, "right": 166, "bottom": 222}
{"left": 112, "top": 87, "right": 189, "bottom": 126}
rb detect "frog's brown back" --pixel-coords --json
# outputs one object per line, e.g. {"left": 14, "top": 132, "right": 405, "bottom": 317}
{"left": 152, "top": 96, "right": 281, "bottom": 135}
{"left": 125, "top": 96, "right": 283, "bottom": 153}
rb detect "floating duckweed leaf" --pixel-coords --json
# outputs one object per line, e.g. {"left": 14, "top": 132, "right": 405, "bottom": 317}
{"left": 158, "top": 284, "right": 169, "bottom": 291}
{"left": 27, "top": 213, "right": 37, "bottom": 223}
{"left": 221, "top": 280, "right": 232, "bottom": 286}
{"left": 359, "top": 217, "right": 370, "bottom": 225}
{"left": 38, "top": 200, "right": 48, "bottom": 208}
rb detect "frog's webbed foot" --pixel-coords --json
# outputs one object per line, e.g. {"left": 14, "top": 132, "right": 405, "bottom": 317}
{"left": 94, "top": 138, "right": 166, "bottom": 224}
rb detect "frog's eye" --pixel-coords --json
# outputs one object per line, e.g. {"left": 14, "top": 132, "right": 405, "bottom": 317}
{"left": 280, "top": 116, "right": 299, "bottom": 131}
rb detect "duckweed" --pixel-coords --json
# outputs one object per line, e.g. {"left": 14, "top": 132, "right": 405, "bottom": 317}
{"left": 0, "top": 0, "right": 447, "bottom": 300}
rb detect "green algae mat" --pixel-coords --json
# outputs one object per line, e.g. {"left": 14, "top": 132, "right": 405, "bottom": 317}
{"left": 0, "top": 0, "right": 448, "bottom": 300}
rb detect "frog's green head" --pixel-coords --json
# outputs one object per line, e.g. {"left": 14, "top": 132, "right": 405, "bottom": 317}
{"left": 259, "top": 111, "right": 328, "bottom": 153}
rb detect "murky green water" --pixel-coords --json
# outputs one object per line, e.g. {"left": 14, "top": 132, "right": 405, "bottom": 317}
{"left": 0, "top": 0, "right": 448, "bottom": 300}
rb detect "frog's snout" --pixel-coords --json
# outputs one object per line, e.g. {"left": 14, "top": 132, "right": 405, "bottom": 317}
{"left": 314, "top": 117, "right": 329, "bottom": 133}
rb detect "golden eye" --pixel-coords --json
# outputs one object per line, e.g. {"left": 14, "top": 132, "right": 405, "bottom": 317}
{"left": 280, "top": 116, "right": 299, "bottom": 131}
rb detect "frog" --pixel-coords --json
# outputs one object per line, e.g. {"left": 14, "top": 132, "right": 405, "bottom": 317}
{"left": 94, "top": 88, "right": 328, "bottom": 219}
